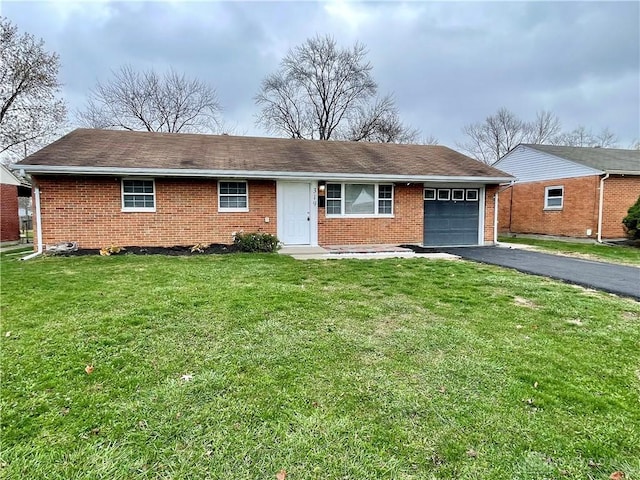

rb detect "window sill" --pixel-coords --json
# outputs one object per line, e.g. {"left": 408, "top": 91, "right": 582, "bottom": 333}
{"left": 543, "top": 207, "right": 563, "bottom": 211}
{"left": 218, "top": 208, "right": 250, "bottom": 213}
{"left": 121, "top": 208, "right": 156, "bottom": 213}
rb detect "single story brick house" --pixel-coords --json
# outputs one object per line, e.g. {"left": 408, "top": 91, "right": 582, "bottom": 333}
{"left": 494, "top": 144, "right": 640, "bottom": 240}
{"left": 15, "top": 128, "right": 513, "bottom": 250}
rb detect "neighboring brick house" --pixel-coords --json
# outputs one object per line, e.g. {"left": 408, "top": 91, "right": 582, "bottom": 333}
{"left": 15, "top": 129, "right": 512, "bottom": 250}
{"left": 494, "top": 144, "right": 640, "bottom": 240}
{"left": 1, "top": 163, "right": 23, "bottom": 243}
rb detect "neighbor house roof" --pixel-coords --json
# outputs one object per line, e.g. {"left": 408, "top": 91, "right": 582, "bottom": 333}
{"left": 523, "top": 144, "right": 640, "bottom": 174}
{"left": 16, "top": 128, "right": 513, "bottom": 183}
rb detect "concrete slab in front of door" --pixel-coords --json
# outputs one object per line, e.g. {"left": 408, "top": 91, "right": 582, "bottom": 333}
{"left": 279, "top": 244, "right": 459, "bottom": 261}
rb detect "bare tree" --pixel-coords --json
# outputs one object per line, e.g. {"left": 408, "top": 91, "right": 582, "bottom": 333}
{"left": 553, "top": 126, "right": 618, "bottom": 148}
{"left": 255, "top": 35, "right": 419, "bottom": 143}
{"left": 524, "top": 110, "right": 562, "bottom": 144}
{"left": 78, "top": 65, "right": 221, "bottom": 133}
{"left": 457, "top": 108, "right": 527, "bottom": 164}
{"left": 345, "top": 95, "right": 420, "bottom": 143}
{"left": 0, "top": 17, "right": 66, "bottom": 162}
{"left": 592, "top": 127, "right": 618, "bottom": 148}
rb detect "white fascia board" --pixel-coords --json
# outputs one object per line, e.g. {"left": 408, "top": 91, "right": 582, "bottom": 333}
{"left": 604, "top": 170, "right": 640, "bottom": 176}
{"left": 18, "top": 164, "right": 514, "bottom": 184}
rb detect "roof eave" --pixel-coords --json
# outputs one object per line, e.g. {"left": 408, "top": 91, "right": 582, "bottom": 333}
{"left": 604, "top": 170, "right": 640, "bottom": 175}
{"left": 15, "top": 165, "right": 514, "bottom": 184}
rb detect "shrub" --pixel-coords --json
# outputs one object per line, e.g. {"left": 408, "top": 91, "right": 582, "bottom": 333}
{"left": 622, "top": 195, "right": 640, "bottom": 240}
{"left": 233, "top": 232, "right": 280, "bottom": 253}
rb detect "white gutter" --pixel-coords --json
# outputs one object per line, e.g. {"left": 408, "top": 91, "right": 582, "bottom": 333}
{"left": 597, "top": 173, "right": 610, "bottom": 243}
{"left": 21, "top": 186, "right": 43, "bottom": 261}
{"left": 16, "top": 164, "right": 514, "bottom": 184}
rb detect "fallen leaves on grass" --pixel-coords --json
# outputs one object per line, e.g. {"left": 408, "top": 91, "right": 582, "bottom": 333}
{"left": 180, "top": 374, "right": 193, "bottom": 382}
{"left": 276, "top": 469, "right": 287, "bottom": 480}
{"left": 466, "top": 449, "right": 478, "bottom": 458}
{"left": 84, "top": 365, "right": 94, "bottom": 374}
{"left": 610, "top": 472, "right": 625, "bottom": 480}
{"left": 5, "top": 331, "right": 10, "bottom": 337}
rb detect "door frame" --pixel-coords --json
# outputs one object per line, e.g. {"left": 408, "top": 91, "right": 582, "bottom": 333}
{"left": 422, "top": 183, "right": 485, "bottom": 246}
{"left": 276, "top": 181, "right": 318, "bottom": 246}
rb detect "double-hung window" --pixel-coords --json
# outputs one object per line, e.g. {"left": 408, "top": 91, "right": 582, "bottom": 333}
{"left": 325, "top": 183, "right": 393, "bottom": 217}
{"left": 545, "top": 186, "right": 564, "bottom": 210}
{"left": 219, "top": 181, "right": 248, "bottom": 212}
{"left": 122, "top": 179, "right": 155, "bottom": 212}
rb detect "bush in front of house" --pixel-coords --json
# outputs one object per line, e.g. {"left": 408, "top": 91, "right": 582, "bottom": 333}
{"left": 622, "top": 195, "right": 640, "bottom": 240}
{"left": 233, "top": 232, "right": 280, "bottom": 253}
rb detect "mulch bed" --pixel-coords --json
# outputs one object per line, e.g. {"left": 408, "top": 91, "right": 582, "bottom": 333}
{"left": 54, "top": 244, "right": 241, "bottom": 257}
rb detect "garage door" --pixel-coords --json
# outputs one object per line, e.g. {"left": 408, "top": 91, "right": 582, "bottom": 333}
{"left": 424, "top": 188, "right": 480, "bottom": 246}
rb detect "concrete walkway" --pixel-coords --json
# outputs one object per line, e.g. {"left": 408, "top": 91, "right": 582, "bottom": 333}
{"left": 279, "top": 245, "right": 458, "bottom": 261}
{"left": 444, "top": 246, "right": 640, "bottom": 300}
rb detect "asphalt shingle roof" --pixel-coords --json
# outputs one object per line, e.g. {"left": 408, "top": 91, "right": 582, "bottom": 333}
{"left": 525, "top": 144, "right": 640, "bottom": 173}
{"left": 18, "top": 129, "right": 512, "bottom": 180}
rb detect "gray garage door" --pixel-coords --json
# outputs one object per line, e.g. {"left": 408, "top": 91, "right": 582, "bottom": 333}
{"left": 424, "top": 188, "right": 480, "bottom": 246}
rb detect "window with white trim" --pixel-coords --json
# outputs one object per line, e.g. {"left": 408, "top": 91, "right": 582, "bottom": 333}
{"left": 122, "top": 179, "right": 155, "bottom": 212}
{"left": 545, "top": 186, "right": 564, "bottom": 210}
{"left": 424, "top": 188, "right": 436, "bottom": 200}
{"left": 452, "top": 189, "right": 465, "bottom": 201}
{"left": 437, "top": 189, "right": 450, "bottom": 201}
{"left": 325, "top": 183, "right": 394, "bottom": 216}
{"left": 466, "top": 189, "right": 479, "bottom": 201}
{"left": 219, "top": 181, "right": 248, "bottom": 212}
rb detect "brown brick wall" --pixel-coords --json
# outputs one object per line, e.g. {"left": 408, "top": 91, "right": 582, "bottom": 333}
{"left": 484, "top": 185, "right": 498, "bottom": 244}
{"left": 601, "top": 175, "right": 640, "bottom": 238}
{"left": 318, "top": 184, "right": 498, "bottom": 245}
{"left": 33, "top": 177, "right": 500, "bottom": 249}
{"left": 318, "top": 184, "right": 424, "bottom": 245}
{"left": 498, "top": 175, "right": 640, "bottom": 239}
{"left": 1, "top": 183, "right": 20, "bottom": 242}
{"left": 507, "top": 176, "right": 600, "bottom": 237}
{"left": 33, "top": 176, "right": 277, "bottom": 249}
{"left": 497, "top": 186, "right": 513, "bottom": 234}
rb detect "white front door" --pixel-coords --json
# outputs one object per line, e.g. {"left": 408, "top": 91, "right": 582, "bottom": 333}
{"left": 278, "top": 182, "right": 311, "bottom": 245}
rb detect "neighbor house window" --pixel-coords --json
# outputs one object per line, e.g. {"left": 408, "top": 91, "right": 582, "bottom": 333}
{"left": 325, "top": 183, "right": 394, "bottom": 216}
{"left": 122, "top": 179, "right": 155, "bottom": 212}
{"left": 219, "top": 181, "right": 248, "bottom": 212}
{"left": 545, "top": 186, "right": 564, "bottom": 210}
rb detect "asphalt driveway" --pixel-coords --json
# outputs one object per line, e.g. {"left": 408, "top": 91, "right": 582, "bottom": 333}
{"left": 443, "top": 247, "right": 640, "bottom": 300}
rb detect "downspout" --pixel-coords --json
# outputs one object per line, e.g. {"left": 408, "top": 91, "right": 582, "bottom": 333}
{"left": 596, "top": 173, "right": 610, "bottom": 243}
{"left": 20, "top": 185, "right": 43, "bottom": 260}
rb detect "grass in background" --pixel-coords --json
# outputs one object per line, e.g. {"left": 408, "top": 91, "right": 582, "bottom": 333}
{"left": 499, "top": 236, "right": 640, "bottom": 265}
{"left": 1, "top": 253, "right": 639, "bottom": 479}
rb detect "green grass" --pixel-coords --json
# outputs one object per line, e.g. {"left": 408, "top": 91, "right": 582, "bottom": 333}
{"left": 499, "top": 236, "right": 640, "bottom": 265}
{"left": 1, "top": 253, "right": 639, "bottom": 479}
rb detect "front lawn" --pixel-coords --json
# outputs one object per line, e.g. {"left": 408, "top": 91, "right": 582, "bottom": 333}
{"left": 499, "top": 236, "right": 640, "bottom": 265}
{"left": 1, "top": 253, "right": 639, "bottom": 479}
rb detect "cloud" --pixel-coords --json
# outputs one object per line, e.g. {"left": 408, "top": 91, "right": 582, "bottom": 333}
{"left": 3, "top": 0, "right": 638, "bottom": 147}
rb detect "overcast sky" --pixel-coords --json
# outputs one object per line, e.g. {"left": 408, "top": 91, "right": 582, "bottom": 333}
{"left": 4, "top": 0, "right": 639, "bottom": 148}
